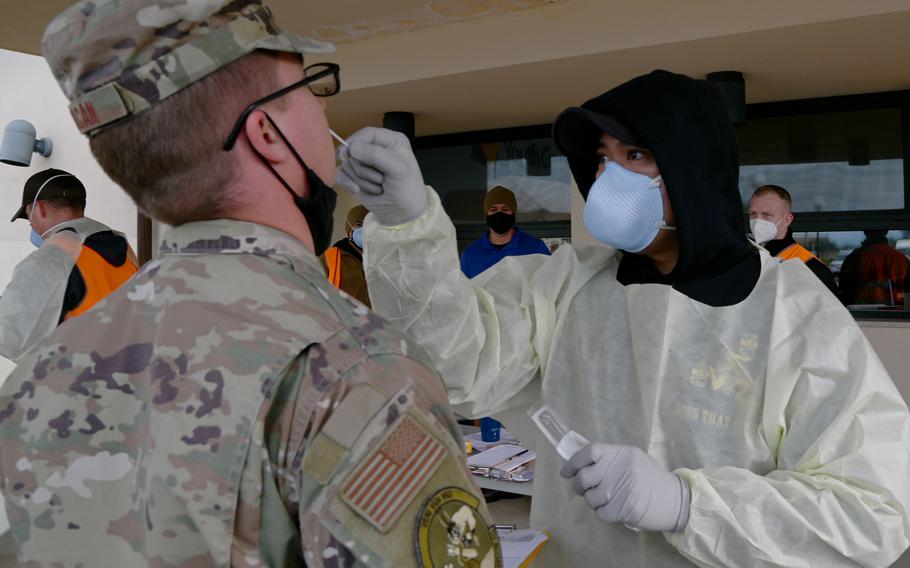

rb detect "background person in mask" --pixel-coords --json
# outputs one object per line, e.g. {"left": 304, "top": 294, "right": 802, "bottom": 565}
{"left": 337, "top": 69, "right": 910, "bottom": 567}
{"left": 320, "top": 204, "right": 372, "bottom": 307}
{"left": 0, "top": 1, "right": 501, "bottom": 566}
{"left": 460, "top": 186, "right": 550, "bottom": 445}
{"left": 839, "top": 229, "right": 909, "bottom": 307}
{"left": 748, "top": 184, "right": 837, "bottom": 294}
{"left": 0, "top": 168, "right": 136, "bottom": 362}
{"left": 460, "top": 185, "right": 550, "bottom": 278}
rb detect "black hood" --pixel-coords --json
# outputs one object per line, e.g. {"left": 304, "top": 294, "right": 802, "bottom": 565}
{"left": 553, "top": 69, "right": 758, "bottom": 306}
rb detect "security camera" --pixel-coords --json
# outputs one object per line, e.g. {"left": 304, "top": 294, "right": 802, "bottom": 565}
{"left": 0, "top": 120, "right": 53, "bottom": 167}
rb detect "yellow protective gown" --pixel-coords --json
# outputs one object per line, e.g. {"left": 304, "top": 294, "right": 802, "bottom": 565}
{"left": 364, "top": 187, "right": 910, "bottom": 567}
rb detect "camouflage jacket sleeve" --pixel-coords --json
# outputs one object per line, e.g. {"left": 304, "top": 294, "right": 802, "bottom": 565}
{"left": 262, "top": 340, "right": 502, "bottom": 568}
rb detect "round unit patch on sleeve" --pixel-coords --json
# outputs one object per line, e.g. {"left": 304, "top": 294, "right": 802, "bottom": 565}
{"left": 416, "top": 487, "right": 502, "bottom": 568}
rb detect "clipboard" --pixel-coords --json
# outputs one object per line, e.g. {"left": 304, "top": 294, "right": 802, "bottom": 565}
{"left": 467, "top": 444, "right": 536, "bottom": 481}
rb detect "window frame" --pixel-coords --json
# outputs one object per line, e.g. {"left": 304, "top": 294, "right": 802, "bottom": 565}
{"left": 744, "top": 90, "right": 910, "bottom": 320}
{"left": 413, "top": 124, "right": 572, "bottom": 244}
{"left": 412, "top": 90, "right": 910, "bottom": 320}
{"left": 743, "top": 90, "right": 910, "bottom": 232}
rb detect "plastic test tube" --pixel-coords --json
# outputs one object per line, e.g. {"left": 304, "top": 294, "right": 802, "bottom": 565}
{"left": 528, "top": 403, "right": 590, "bottom": 460}
{"left": 530, "top": 403, "right": 639, "bottom": 532}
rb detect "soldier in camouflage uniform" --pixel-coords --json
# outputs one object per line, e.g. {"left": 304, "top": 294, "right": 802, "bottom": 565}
{"left": 0, "top": 1, "right": 501, "bottom": 567}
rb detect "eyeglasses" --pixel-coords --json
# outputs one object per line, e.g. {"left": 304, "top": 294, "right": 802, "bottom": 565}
{"left": 223, "top": 62, "right": 340, "bottom": 151}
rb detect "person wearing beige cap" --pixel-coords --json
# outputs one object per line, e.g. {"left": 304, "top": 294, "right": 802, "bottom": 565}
{"left": 320, "top": 204, "right": 372, "bottom": 308}
{"left": 0, "top": 1, "right": 501, "bottom": 567}
{"left": 459, "top": 185, "right": 550, "bottom": 278}
{"left": 0, "top": 168, "right": 136, "bottom": 362}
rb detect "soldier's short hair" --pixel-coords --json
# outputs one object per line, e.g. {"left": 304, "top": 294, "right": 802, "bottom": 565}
{"left": 42, "top": 0, "right": 334, "bottom": 226}
{"left": 89, "top": 51, "right": 283, "bottom": 225}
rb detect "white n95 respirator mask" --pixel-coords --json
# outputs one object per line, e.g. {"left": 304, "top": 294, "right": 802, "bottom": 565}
{"left": 749, "top": 218, "right": 781, "bottom": 245}
{"left": 583, "top": 161, "right": 674, "bottom": 252}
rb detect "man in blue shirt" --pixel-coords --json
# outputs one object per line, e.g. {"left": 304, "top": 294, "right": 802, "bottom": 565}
{"left": 460, "top": 186, "right": 550, "bottom": 278}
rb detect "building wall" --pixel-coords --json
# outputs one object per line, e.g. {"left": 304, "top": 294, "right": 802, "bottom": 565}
{"left": 858, "top": 321, "right": 910, "bottom": 403}
{"left": 0, "top": 46, "right": 139, "bottom": 380}
{"left": 0, "top": 48, "right": 139, "bottom": 364}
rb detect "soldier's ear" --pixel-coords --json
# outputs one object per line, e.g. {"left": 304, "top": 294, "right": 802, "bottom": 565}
{"left": 243, "top": 109, "right": 291, "bottom": 164}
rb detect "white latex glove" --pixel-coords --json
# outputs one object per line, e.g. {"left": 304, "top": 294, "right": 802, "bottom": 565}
{"left": 560, "top": 443, "right": 691, "bottom": 532}
{"left": 335, "top": 127, "right": 428, "bottom": 226}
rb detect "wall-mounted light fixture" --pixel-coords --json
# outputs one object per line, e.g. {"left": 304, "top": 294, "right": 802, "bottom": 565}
{"left": 706, "top": 71, "right": 746, "bottom": 126}
{"left": 0, "top": 120, "right": 53, "bottom": 167}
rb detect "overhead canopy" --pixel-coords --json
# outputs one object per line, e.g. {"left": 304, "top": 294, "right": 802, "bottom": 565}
{"left": 3, "top": 0, "right": 909, "bottom": 137}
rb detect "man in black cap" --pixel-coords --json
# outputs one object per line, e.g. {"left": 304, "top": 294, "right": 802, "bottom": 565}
{"left": 0, "top": 168, "right": 137, "bottom": 361}
{"left": 337, "top": 69, "right": 910, "bottom": 566}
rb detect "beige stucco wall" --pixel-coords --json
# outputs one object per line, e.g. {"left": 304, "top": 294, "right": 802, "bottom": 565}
{"left": 859, "top": 321, "right": 910, "bottom": 404}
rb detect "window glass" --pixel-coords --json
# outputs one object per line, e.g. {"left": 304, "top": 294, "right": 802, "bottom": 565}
{"left": 737, "top": 108, "right": 904, "bottom": 212}
{"left": 794, "top": 230, "right": 910, "bottom": 311}
{"left": 414, "top": 95, "right": 909, "bottom": 318}
{"left": 415, "top": 137, "right": 572, "bottom": 224}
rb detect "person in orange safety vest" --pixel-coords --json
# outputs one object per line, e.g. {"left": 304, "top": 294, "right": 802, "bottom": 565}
{"left": 839, "top": 230, "right": 909, "bottom": 307}
{"left": 748, "top": 184, "right": 837, "bottom": 295}
{"left": 0, "top": 169, "right": 138, "bottom": 361}
{"left": 320, "top": 204, "right": 371, "bottom": 308}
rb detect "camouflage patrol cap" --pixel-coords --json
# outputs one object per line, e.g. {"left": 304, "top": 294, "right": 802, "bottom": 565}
{"left": 43, "top": 0, "right": 335, "bottom": 137}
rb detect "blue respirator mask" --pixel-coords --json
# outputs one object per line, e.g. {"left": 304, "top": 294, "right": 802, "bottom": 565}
{"left": 29, "top": 228, "right": 45, "bottom": 248}
{"left": 351, "top": 227, "right": 364, "bottom": 249}
{"left": 583, "top": 161, "right": 675, "bottom": 252}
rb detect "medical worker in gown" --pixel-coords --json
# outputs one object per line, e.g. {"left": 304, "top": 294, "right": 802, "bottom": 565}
{"left": 336, "top": 70, "right": 910, "bottom": 567}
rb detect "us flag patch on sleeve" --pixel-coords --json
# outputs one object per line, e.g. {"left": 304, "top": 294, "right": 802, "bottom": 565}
{"left": 341, "top": 415, "right": 447, "bottom": 532}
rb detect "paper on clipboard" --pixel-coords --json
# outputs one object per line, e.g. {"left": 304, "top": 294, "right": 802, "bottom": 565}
{"left": 496, "top": 450, "right": 535, "bottom": 472}
{"left": 467, "top": 444, "right": 528, "bottom": 469}
{"left": 498, "top": 529, "right": 549, "bottom": 568}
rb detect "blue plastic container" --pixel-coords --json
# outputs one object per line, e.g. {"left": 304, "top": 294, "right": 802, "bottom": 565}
{"left": 480, "top": 417, "right": 501, "bottom": 442}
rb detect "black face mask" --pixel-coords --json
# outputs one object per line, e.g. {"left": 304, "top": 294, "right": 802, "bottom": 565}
{"left": 250, "top": 112, "right": 337, "bottom": 256}
{"left": 294, "top": 168, "right": 337, "bottom": 256}
{"left": 486, "top": 212, "right": 516, "bottom": 235}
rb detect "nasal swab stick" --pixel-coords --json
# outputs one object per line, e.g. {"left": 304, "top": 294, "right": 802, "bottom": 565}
{"left": 330, "top": 128, "right": 348, "bottom": 147}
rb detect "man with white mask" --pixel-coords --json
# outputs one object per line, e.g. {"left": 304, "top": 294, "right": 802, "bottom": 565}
{"left": 749, "top": 184, "right": 837, "bottom": 294}
{"left": 336, "top": 69, "right": 910, "bottom": 566}
{"left": 320, "top": 204, "right": 373, "bottom": 307}
{"left": 0, "top": 168, "right": 137, "bottom": 361}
